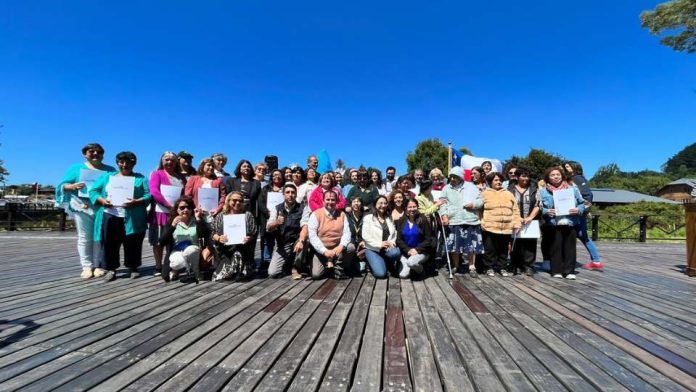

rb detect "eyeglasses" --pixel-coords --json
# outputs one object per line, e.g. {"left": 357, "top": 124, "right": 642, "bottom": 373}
{"left": 508, "top": 171, "right": 517, "bottom": 175}
{"left": 178, "top": 205, "right": 191, "bottom": 210}
{"left": 230, "top": 199, "right": 243, "bottom": 203}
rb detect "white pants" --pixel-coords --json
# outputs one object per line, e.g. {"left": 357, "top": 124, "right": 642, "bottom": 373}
{"left": 170, "top": 245, "right": 201, "bottom": 275}
{"left": 73, "top": 211, "right": 102, "bottom": 269}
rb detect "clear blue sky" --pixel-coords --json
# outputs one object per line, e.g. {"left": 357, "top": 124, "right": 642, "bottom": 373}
{"left": 1, "top": 0, "right": 695, "bottom": 185}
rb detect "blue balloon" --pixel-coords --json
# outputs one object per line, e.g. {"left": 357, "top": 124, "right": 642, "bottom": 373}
{"left": 317, "top": 149, "right": 333, "bottom": 173}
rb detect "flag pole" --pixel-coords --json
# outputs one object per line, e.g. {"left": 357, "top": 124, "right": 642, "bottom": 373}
{"left": 447, "top": 141, "right": 452, "bottom": 173}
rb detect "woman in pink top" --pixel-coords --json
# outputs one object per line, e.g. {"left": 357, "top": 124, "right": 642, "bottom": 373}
{"left": 309, "top": 172, "right": 346, "bottom": 211}
{"left": 149, "top": 151, "right": 186, "bottom": 275}
{"left": 184, "top": 158, "right": 226, "bottom": 218}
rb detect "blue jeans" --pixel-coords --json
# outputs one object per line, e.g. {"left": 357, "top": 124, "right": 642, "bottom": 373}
{"left": 365, "top": 247, "right": 401, "bottom": 279}
{"left": 575, "top": 217, "right": 601, "bottom": 262}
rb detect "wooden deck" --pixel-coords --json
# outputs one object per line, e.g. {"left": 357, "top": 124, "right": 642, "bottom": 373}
{"left": 0, "top": 233, "right": 695, "bottom": 392}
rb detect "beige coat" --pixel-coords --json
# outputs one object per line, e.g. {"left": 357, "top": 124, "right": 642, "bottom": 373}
{"left": 480, "top": 188, "right": 522, "bottom": 234}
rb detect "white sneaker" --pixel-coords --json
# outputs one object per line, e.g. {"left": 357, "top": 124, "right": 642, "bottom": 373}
{"left": 80, "top": 267, "right": 93, "bottom": 279}
{"left": 565, "top": 274, "right": 576, "bottom": 280}
{"left": 552, "top": 274, "right": 563, "bottom": 278}
{"left": 93, "top": 268, "right": 106, "bottom": 278}
{"left": 501, "top": 271, "right": 510, "bottom": 277}
{"left": 399, "top": 263, "right": 411, "bottom": 279}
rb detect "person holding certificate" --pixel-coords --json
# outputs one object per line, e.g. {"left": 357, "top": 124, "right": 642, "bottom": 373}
{"left": 211, "top": 191, "right": 258, "bottom": 280}
{"left": 89, "top": 151, "right": 151, "bottom": 281}
{"left": 223, "top": 159, "right": 262, "bottom": 273}
{"left": 439, "top": 166, "right": 484, "bottom": 277}
{"left": 539, "top": 166, "right": 586, "bottom": 280}
{"left": 508, "top": 167, "right": 541, "bottom": 275}
{"left": 56, "top": 143, "right": 116, "bottom": 279}
{"left": 184, "top": 158, "right": 226, "bottom": 219}
{"left": 257, "top": 169, "right": 285, "bottom": 271}
{"left": 309, "top": 172, "right": 346, "bottom": 212}
{"left": 148, "top": 151, "right": 186, "bottom": 276}
{"left": 480, "top": 172, "right": 522, "bottom": 277}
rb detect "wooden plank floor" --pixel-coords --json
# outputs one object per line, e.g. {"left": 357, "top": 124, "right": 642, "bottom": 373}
{"left": 0, "top": 232, "right": 695, "bottom": 391}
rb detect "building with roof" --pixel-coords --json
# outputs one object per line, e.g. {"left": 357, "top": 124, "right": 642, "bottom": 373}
{"left": 591, "top": 188, "right": 680, "bottom": 207}
{"left": 656, "top": 178, "right": 696, "bottom": 203}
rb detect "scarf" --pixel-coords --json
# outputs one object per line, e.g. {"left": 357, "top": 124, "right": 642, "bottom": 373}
{"left": 546, "top": 181, "right": 569, "bottom": 193}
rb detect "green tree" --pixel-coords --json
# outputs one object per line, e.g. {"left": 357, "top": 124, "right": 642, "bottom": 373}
{"left": 641, "top": 0, "right": 696, "bottom": 53}
{"left": 405, "top": 138, "right": 471, "bottom": 174}
{"left": 591, "top": 164, "right": 672, "bottom": 195}
{"left": 663, "top": 141, "right": 696, "bottom": 176}
{"left": 0, "top": 159, "right": 8, "bottom": 184}
{"left": 506, "top": 148, "right": 565, "bottom": 180}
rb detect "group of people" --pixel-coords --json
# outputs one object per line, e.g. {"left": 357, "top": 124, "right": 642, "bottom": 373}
{"left": 57, "top": 143, "right": 603, "bottom": 282}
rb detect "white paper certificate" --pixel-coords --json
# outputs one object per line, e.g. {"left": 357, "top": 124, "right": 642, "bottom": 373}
{"left": 78, "top": 169, "right": 106, "bottom": 197}
{"left": 156, "top": 185, "right": 183, "bottom": 213}
{"left": 462, "top": 183, "right": 480, "bottom": 204}
{"left": 198, "top": 187, "right": 219, "bottom": 212}
{"left": 553, "top": 188, "right": 576, "bottom": 216}
{"left": 515, "top": 220, "right": 540, "bottom": 239}
{"left": 266, "top": 192, "right": 284, "bottom": 211}
{"left": 107, "top": 176, "right": 135, "bottom": 206}
{"left": 223, "top": 214, "right": 246, "bottom": 245}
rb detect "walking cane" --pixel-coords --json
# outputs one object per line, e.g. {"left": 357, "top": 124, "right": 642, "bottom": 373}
{"left": 437, "top": 213, "right": 454, "bottom": 279}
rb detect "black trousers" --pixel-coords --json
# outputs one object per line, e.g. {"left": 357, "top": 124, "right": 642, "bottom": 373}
{"left": 510, "top": 238, "right": 537, "bottom": 272}
{"left": 483, "top": 232, "right": 511, "bottom": 272}
{"left": 102, "top": 213, "right": 145, "bottom": 271}
{"left": 540, "top": 225, "right": 554, "bottom": 261}
{"left": 549, "top": 226, "right": 577, "bottom": 275}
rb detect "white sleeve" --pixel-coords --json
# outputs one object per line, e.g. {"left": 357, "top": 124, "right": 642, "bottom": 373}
{"left": 307, "top": 213, "right": 327, "bottom": 254}
{"left": 340, "top": 216, "right": 351, "bottom": 247}
{"left": 266, "top": 206, "right": 279, "bottom": 231}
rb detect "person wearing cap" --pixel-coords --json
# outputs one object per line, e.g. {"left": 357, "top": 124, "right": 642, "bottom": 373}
{"left": 56, "top": 143, "right": 116, "bottom": 279}
{"left": 266, "top": 183, "right": 305, "bottom": 279}
{"left": 178, "top": 151, "right": 195, "bottom": 179}
{"left": 439, "top": 166, "right": 484, "bottom": 277}
{"left": 89, "top": 151, "right": 151, "bottom": 281}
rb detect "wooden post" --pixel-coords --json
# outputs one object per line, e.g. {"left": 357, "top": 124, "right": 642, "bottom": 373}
{"left": 592, "top": 215, "right": 599, "bottom": 241}
{"left": 59, "top": 210, "right": 67, "bottom": 231}
{"left": 639, "top": 216, "right": 647, "bottom": 243}
{"left": 685, "top": 203, "right": 696, "bottom": 277}
{"left": 7, "top": 203, "right": 16, "bottom": 231}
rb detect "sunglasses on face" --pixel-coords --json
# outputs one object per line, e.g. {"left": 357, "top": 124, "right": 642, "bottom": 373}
{"left": 178, "top": 205, "right": 192, "bottom": 210}
{"left": 508, "top": 171, "right": 517, "bottom": 175}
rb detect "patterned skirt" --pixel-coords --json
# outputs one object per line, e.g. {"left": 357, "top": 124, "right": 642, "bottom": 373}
{"left": 446, "top": 224, "right": 484, "bottom": 255}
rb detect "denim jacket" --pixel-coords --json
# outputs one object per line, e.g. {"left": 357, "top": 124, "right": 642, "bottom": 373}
{"left": 539, "top": 185, "right": 585, "bottom": 226}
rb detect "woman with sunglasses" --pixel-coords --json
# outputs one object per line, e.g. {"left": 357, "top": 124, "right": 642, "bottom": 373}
{"left": 56, "top": 143, "right": 116, "bottom": 278}
{"left": 211, "top": 191, "right": 258, "bottom": 280}
{"left": 90, "top": 151, "right": 151, "bottom": 281}
{"left": 158, "top": 197, "right": 208, "bottom": 282}
{"left": 149, "top": 151, "right": 186, "bottom": 276}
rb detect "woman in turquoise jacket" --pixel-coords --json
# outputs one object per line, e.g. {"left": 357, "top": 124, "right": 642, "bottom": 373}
{"left": 89, "top": 151, "right": 151, "bottom": 281}
{"left": 56, "top": 143, "right": 115, "bottom": 279}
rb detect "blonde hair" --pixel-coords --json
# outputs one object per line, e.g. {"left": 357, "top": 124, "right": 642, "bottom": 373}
{"left": 223, "top": 191, "right": 245, "bottom": 214}
{"left": 429, "top": 168, "right": 443, "bottom": 179}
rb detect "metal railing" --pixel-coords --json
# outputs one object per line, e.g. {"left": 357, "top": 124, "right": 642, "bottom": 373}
{"left": 589, "top": 213, "right": 685, "bottom": 242}
{"left": 0, "top": 202, "right": 73, "bottom": 231}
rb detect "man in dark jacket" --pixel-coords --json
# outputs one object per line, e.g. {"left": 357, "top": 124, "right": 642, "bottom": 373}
{"left": 266, "top": 183, "right": 305, "bottom": 278}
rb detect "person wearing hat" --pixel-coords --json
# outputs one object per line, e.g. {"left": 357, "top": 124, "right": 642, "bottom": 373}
{"left": 178, "top": 151, "right": 195, "bottom": 179}
{"left": 266, "top": 183, "right": 305, "bottom": 279}
{"left": 439, "top": 166, "right": 484, "bottom": 277}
